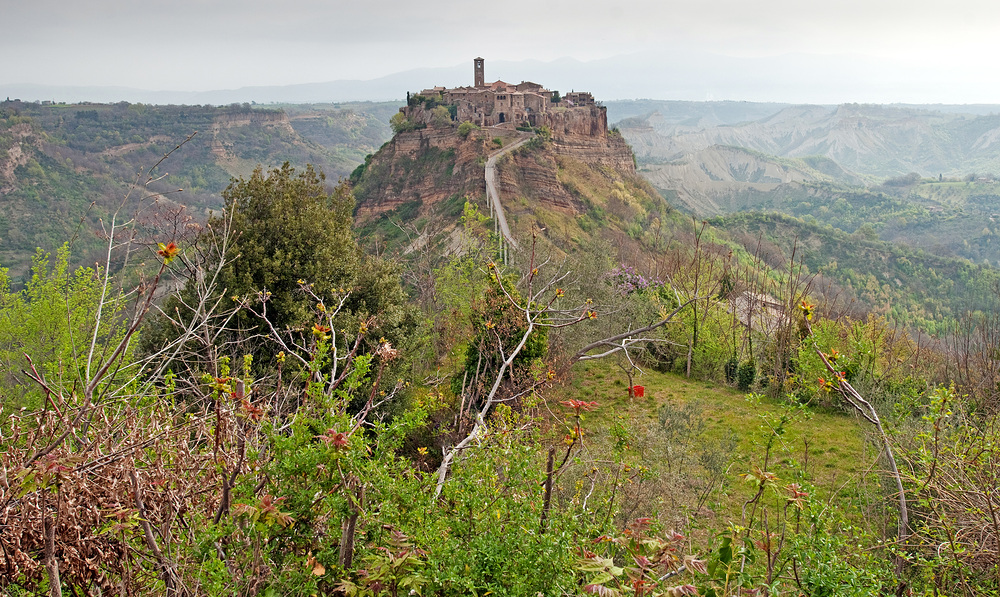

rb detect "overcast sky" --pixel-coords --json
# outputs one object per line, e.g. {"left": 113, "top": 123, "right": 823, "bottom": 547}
{"left": 4, "top": 0, "right": 1000, "bottom": 103}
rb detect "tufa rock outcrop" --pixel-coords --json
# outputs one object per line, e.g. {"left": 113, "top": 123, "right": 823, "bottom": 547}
{"left": 352, "top": 59, "right": 653, "bottom": 255}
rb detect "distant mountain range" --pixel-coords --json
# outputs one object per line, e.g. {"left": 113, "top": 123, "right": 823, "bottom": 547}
{"left": 0, "top": 100, "right": 396, "bottom": 279}
{"left": 9, "top": 53, "right": 1000, "bottom": 107}
{"left": 619, "top": 103, "right": 1000, "bottom": 177}
{"left": 605, "top": 100, "right": 1000, "bottom": 269}
{"left": 612, "top": 101, "right": 1000, "bottom": 213}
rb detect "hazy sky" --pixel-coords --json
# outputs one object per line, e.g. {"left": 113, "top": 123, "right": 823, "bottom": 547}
{"left": 4, "top": 0, "right": 1000, "bottom": 103}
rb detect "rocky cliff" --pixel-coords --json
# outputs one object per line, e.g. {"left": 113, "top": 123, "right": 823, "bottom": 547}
{"left": 352, "top": 117, "right": 664, "bottom": 260}
{"left": 353, "top": 118, "right": 636, "bottom": 220}
{"left": 351, "top": 127, "right": 487, "bottom": 219}
{"left": 493, "top": 131, "right": 635, "bottom": 213}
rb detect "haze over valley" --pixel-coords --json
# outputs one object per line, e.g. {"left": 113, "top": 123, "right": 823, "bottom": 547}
{"left": 7, "top": 2, "right": 1000, "bottom": 595}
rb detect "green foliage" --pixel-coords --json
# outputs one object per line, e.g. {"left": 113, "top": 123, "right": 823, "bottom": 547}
{"left": 898, "top": 386, "right": 1000, "bottom": 594}
{"left": 220, "top": 163, "right": 359, "bottom": 331}
{"left": 724, "top": 356, "right": 739, "bottom": 384}
{"left": 457, "top": 120, "right": 478, "bottom": 139}
{"left": 576, "top": 517, "right": 702, "bottom": 596}
{"left": 454, "top": 268, "right": 548, "bottom": 403}
{"left": 143, "top": 163, "right": 416, "bottom": 385}
{"left": 715, "top": 210, "right": 1000, "bottom": 333}
{"left": 736, "top": 359, "right": 757, "bottom": 392}
{"left": 0, "top": 245, "right": 127, "bottom": 410}
{"left": 882, "top": 171, "right": 922, "bottom": 187}
{"left": 349, "top": 153, "right": 373, "bottom": 185}
{"left": 430, "top": 105, "right": 453, "bottom": 128}
{"left": 390, "top": 112, "right": 420, "bottom": 134}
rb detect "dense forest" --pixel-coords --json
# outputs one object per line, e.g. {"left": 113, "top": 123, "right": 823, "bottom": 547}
{"left": 4, "top": 101, "right": 1000, "bottom": 597}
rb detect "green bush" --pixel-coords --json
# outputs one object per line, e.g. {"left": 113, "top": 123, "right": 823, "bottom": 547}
{"left": 390, "top": 112, "right": 418, "bottom": 134}
{"left": 458, "top": 120, "right": 478, "bottom": 139}
{"left": 737, "top": 359, "right": 757, "bottom": 391}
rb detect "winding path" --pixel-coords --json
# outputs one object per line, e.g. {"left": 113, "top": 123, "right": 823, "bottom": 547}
{"left": 484, "top": 133, "right": 533, "bottom": 251}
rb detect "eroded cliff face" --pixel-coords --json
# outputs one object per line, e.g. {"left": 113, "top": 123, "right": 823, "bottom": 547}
{"left": 353, "top": 116, "right": 635, "bottom": 224}
{"left": 493, "top": 131, "right": 635, "bottom": 214}
{"left": 352, "top": 114, "right": 670, "bottom": 262}
{"left": 546, "top": 105, "right": 609, "bottom": 139}
{"left": 0, "top": 123, "right": 37, "bottom": 195}
{"left": 352, "top": 127, "right": 488, "bottom": 220}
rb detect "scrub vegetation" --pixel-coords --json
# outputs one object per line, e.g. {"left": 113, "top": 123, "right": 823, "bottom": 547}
{"left": 4, "top": 108, "right": 1000, "bottom": 597}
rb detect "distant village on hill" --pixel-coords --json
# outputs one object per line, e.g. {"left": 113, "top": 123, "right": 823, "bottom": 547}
{"left": 401, "top": 57, "right": 607, "bottom": 135}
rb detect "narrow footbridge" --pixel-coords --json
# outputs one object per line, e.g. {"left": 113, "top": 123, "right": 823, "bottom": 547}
{"left": 484, "top": 132, "right": 533, "bottom": 259}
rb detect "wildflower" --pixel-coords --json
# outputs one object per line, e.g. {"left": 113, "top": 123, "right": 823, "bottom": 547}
{"left": 375, "top": 341, "right": 399, "bottom": 360}
{"left": 320, "top": 429, "right": 349, "bottom": 449}
{"left": 559, "top": 399, "right": 599, "bottom": 412}
{"left": 586, "top": 310, "right": 598, "bottom": 320}
{"left": 555, "top": 288, "right": 564, "bottom": 297}
{"left": 799, "top": 299, "right": 815, "bottom": 321}
{"left": 156, "top": 241, "right": 179, "bottom": 264}
{"left": 312, "top": 324, "right": 331, "bottom": 340}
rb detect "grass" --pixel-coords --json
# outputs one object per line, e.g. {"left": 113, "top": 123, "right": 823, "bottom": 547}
{"left": 548, "top": 359, "right": 874, "bottom": 538}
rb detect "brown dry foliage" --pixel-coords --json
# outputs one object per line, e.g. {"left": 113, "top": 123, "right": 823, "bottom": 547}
{"left": 1, "top": 387, "right": 269, "bottom": 595}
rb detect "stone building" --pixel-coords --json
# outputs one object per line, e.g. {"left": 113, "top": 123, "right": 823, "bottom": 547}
{"left": 404, "top": 58, "right": 605, "bottom": 133}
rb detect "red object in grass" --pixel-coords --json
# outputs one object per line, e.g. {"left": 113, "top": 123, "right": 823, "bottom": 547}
{"left": 629, "top": 385, "right": 645, "bottom": 397}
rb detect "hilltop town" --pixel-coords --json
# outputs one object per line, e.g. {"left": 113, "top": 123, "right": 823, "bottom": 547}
{"left": 400, "top": 57, "right": 608, "bottom": 137}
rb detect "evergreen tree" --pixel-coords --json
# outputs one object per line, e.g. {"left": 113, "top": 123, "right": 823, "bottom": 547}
{"left": 141, "top": 163, "right": 416, "bottom": 382}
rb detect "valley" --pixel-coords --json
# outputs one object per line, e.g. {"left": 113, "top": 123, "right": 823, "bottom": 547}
{"left": 5, "top": 82, "right": 1000, "bottom": 596}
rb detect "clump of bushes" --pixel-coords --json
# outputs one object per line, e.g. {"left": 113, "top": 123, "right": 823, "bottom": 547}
{"left": 458, "top": 120, "right": 478, "bottom": 139}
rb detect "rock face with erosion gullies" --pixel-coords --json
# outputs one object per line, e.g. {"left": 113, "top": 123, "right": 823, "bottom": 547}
{"left": 351, "top": 58, "right": 660, "bottom": 256}
{"left": 353, "top": 113, "right": 635, "bottom": 222}
{"left": 492, "top": 130, "right": 636, "bottom": 213}
{"left": 351, "top": 127, "right": 486, "bottom": 219}
{"left": 354, "top": 58, "right": 635, "bottom": 221}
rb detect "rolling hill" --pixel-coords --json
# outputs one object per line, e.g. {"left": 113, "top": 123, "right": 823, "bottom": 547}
{"left": 0, "top": 100, "right": 397, "bottom": 278}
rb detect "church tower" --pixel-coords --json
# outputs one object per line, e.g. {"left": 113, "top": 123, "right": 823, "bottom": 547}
{"left": 474, "top": 57, "right": 484, "bottom": 88}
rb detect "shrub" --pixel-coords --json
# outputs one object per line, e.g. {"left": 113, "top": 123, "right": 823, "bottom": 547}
{"left": 737, "top": 359, "right": 757, "bottom": 391}
{"left": 390, "top": 112, "right": 417, "bottom": 134}
{"left": 458, "top": 120, "right": 478, "bottom": 139}
{"left": 431, "top": 105, "right": 452, "bottom": 128}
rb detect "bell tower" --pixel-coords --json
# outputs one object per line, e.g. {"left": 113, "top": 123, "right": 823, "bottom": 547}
{"left": 474, "top": 57, "right": 484, "bottom": 88}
